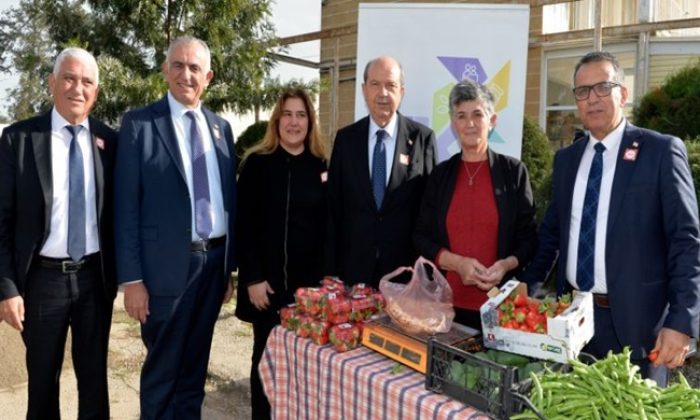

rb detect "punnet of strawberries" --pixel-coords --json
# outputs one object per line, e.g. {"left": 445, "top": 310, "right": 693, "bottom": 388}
{"left": 329, "top": 323, "right": 362, "bottom": 352}
{"left": 497, "top": 291, "right": 572, "bottom": 334}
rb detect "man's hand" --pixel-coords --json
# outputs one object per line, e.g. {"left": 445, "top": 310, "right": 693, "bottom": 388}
{"left": 123, "top": 282, "right": 149, "bottom": 323}
{"left": 651, "top": 328, "right": 690, "bottom": 368}
{"left": 0, "top": 296, "right": 25, "bottom": 332}
{"left": 248, "top": 281, "right": 274, "bottom": 311}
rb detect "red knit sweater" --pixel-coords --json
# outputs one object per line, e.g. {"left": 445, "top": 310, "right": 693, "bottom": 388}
{"left": 441, "top": 161, "right": 498, "bottom": 310}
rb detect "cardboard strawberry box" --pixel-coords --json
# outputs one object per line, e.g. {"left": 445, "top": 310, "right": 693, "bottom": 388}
{"left": 480, "top": 280, "right": 594, "bottom": 363}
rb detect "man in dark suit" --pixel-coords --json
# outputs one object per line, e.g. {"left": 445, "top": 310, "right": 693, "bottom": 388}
{"left": 523, "top": 51, "right": 700, "bottom": 386}
{"left": 0, "top": 47, "right": 117, "bottom": 419}
{"left": 327, "top": 56, "right": 437, "bottom": 287}
{"left": 114, "top": 36, "right": 236, "bottom": 419}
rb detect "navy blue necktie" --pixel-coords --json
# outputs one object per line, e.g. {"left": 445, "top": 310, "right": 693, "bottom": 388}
{"left": 372, "top": 129, "right": 387, "bottom": 209}
{"left": 66, "top": 125, "right": 85, "bottom": 262}
{"left": 186, "top": 111, "right": 213, "bottom": 239}
{"left": 577, "top": 142, "right": 606, "bottom": 291}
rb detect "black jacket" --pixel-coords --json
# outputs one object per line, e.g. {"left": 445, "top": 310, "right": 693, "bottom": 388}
{"left": 235, "top": 147, "right": 327, "bottom": 322}
{"left": 413, "top": 149, "right": 537, "bottom": 281}
{"left": 326, "top": 114, "right": 437, "bottom": 287}
{"left": 0, "top": 111, "right": 118, "bottom": 301}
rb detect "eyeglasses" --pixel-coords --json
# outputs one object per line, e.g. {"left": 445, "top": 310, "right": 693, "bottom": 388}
{"left": 572, "top": 81, "right": 622, "bottom": 101}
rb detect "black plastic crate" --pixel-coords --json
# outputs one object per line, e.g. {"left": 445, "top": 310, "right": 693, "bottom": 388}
{"left": 425, "top": 337, "right": 554, "bottom": 419}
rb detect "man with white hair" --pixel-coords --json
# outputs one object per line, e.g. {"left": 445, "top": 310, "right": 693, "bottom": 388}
{"left": 0, "top": 47, "right": 117, "bottom": 419}
{"left": 115, "top": 36, "right": 237, "bottom": 419}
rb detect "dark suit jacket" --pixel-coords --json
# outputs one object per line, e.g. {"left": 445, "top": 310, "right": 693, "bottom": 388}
{"left": 114, "top": 96, "right": 237, "bottom": 296}
{"left": 413, "top": 149, "right": 537, "bottom": 281}
{"left": 522, "top": 122, "right": 700, "bottom": 356}
{"left": 0, "top": 111, "right": 118, "bottom": 301}
{"left": 326, "top": 113, "right": 437, "bottom": 286}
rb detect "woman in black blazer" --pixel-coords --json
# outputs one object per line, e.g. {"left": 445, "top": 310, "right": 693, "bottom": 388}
{"left": 413, "top": 79, "right": 537, "bottom": 329}
{"left": 235, "top": 87, "right": 328, "bottom": 419}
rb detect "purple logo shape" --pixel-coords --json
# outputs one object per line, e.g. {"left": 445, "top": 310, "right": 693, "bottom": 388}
{"left": 438, "top": 57, "right": 488, "bottom": 83}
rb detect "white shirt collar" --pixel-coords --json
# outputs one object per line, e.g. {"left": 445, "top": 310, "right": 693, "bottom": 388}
{"left": 167, "top": 91, "right": 203, "bottom": 119}
{"left": 51, "top": 107, "right": 90, "bottom": 133}
{"left": 587, "top": 118, "right": 625, "bottom": 152}
{"left": 369, "top": 113, "right": 399, "bottom": 141}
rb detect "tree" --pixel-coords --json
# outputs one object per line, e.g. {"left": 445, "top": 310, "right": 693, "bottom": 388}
{"left": 0, "top": 0, "right": 300, "bottom": 125}
{"left": 521, "top": 116, "right": 554, "bottom": 222}
{"left": 633, "top": 59, "right": 700, "bottom": 140}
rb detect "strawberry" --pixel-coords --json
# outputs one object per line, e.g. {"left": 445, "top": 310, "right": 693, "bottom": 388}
{"left": 504, "top": 320, "right": 519, "bottom": 329}
{"left": 525, "top": 310, "right": 545, "bottom": 330}
{"left": 514, "top": 307, "right": 528, "bottom": 324}
{"left": 513, "top": 293, "right": 529, "bottom": 308}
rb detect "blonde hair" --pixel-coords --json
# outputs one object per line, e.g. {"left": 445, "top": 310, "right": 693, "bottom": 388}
{"left": 243, "top": 87, "right": 327, "bottom": 163}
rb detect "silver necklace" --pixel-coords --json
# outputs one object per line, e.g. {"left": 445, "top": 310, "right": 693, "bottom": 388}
{"left": 463, "top": 160, "right": 486, "bottom": 186}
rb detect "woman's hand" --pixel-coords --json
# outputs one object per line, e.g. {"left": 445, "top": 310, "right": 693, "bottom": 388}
{"left": 248, "top": 281, "right": 275, "bottom": 311}
{"left": 475, "top": 257, "right": 519, "bottom": 289}
{"left": 454, "top": 256, "right": 491, "bottom": 290}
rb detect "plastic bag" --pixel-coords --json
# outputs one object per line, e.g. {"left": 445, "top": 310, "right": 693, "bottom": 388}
{"left": 379, "top": 256, "right": 455, "bottom": 334}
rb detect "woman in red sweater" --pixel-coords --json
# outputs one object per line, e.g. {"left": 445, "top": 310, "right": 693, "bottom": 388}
{"left": 414, "top": 79, "right": 537, "bottom": 330}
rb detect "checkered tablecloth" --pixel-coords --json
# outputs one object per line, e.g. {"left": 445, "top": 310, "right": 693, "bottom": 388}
{"left": 259, "top": 326, "right": 489, "bottom": 420}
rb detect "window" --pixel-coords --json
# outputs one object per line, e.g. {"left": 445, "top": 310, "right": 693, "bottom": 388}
{"left": 543, "top": 0, "right": 637, "bottom": 34}
{"left": 654, "top": 0, "right": 700, "bottom": 37}
{"left": 543, "top": 48, "right": 636, "bottom": 148}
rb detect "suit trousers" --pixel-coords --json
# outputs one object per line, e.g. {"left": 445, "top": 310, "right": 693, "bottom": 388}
{"left": 139, "top": 246, "right": 226, "bottom": 420}
{"left": 250, "top": 310, "right": 280, "bottom": 419}
{"left": 22, "top": 260, "right": 112, "bottom": 420}
{"left": 584, "top": 305, "right": 668, "bottom": 387}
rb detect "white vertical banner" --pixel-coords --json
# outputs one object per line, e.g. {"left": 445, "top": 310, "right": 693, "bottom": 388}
{"left": 355, "top": 3, "right": 530, "bottom": 160}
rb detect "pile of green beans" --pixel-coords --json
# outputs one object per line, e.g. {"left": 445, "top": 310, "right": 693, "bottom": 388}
{"left": 511, "top": 348, "right": 700, "bottom": 419}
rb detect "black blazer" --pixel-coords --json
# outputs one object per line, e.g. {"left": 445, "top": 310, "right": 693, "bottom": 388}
{"left": 0, "top": 111, "right": 118, "bottom": 301}
{"left": 413, "top": 149, "right": 537, "bottom": 281}
{"left": 326, "top": 113, "right": 437, "bottom": 286}
{"left": 235, "top": 147, "right": 327, "bottom": 322}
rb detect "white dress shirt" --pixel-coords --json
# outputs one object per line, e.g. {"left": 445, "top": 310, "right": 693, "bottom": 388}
{"left": 368, "top": 115, "right": 399, "bottom": 185}
{"left": 167, "top": 92, "right": 226, "bottom": 241}
{"left": 566, "top": 120, "right": 626, "bottom": 293}
{"left": 40, "top": 108, "right": 99, "bottom": 258}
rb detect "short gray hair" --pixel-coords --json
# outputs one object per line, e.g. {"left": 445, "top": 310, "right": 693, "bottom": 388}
{"left": 166, "top": 36, "right": 211, "bottom": 72}
{"left": 448, "top": 79, "right": 495, "bottom": 116}
{"left": 53, "top": 47, "right": 99, "bottom": 86}
{"left": 573, "top": 51, "right": 625, "bottom": 85}
{"left": 362, "top": 56, "right": 405, "bottom": 86}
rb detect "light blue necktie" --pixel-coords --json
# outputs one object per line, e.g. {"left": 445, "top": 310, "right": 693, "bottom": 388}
{"left": 66, "top": 125, "right": 85, "bottom": 262}
{"left": 372, "top": 129, "right": 387, "bottom": 209}
{"left": 186, "top": 111, "right": 213, "bottom": 239}
{"left": 577, "top": 142, "right": 606, "bottom": 291}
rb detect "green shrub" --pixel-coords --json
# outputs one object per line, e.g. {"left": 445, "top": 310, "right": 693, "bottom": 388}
{"left": 235, "top": 120, "right": 268, "bottom": 162}
{"left": 633, "top": 60, "right": 700, "bottom": 140}
{"left": 521, "top": 116, "right": 554, "bottom": 222}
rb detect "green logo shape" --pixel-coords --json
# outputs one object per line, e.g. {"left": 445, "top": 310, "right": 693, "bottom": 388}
{"left": 432, "top": 83, "right": 454, "bottom": 134}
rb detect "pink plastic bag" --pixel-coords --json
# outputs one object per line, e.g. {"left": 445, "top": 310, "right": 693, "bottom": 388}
{"left": 379, "top": 256, "right": 455, "bottom": 334}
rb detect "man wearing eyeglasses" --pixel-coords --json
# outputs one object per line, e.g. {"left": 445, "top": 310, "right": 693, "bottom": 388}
{"left": 523, "top": 51, "right": 700, "bottom": 386}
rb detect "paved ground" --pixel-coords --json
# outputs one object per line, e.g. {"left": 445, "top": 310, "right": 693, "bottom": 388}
{"left": 0, "top": 292, "right": 253, "bottom": 419}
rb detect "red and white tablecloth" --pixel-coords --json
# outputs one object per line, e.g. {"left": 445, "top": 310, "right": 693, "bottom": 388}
{"left": 259, "top": 326, "right": 489, "bottom": 420}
